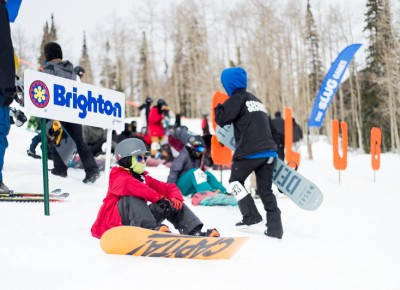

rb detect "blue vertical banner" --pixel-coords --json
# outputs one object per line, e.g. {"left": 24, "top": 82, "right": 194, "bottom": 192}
{"left": 308, "top": 43, "right": 362, "bottom": 128}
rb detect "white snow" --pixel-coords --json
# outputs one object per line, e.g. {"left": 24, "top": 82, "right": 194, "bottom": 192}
{"left": 1, "top": 118, "right": 399, "bottom": 290}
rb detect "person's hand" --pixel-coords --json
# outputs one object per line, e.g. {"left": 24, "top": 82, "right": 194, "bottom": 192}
{"left": 170, "top": 198, "right": 183, "bottom": 210}
{"left": 155, "top": 197, "right": 171, "bottom": 210}
{"left": 149, "top": 197, "right": 172, "bottom": 220}
{"left": 1, "top": 87, "right": 16, "bottom": 107}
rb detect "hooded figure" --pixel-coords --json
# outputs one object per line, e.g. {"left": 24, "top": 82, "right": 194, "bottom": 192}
{"left": 214, "top": 67, "right": 283, "bottom": 239}
{"left": 42, "top": 42, "right": 99, "bottom": 184}
{"left": 220, "top": 67, "right": 247, "bottom": 97}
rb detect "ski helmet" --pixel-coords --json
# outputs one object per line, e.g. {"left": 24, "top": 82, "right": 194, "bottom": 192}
{"left": 115, "top": 138, "right": 150, "bottom": 161}
{"left": 74, "top": 66, "right": 85, "bottom": 77}
{"left": 186, "top": 135, "right": 205, "bottom": 157}
{"left": 145, "top": 97, "right": 153, "bottom": 104}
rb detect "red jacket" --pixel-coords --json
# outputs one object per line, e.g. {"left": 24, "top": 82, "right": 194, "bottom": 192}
{"left": 148, "top": 107, "right": 165, "bottom": 138}
{"left": 91, "top": 166, "right": 183, "bottom": 239}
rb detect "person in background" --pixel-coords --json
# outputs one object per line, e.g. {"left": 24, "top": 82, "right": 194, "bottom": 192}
{"left": 201, "top": 114, "right": 210, "bottom": 136}
{"left": 27, "top": 130, "right": 42, "bottom": 159}
{"left": 0, "top": 0, "right": 21, "bottom": 193}
{"left": 138, "top": 97, "right": 153, "bottom": 128}
{"left": 200, "top": 114, "right": 213, "bottom": 168}
{"left": 148, "top": 98, "right": 169, "bottom": 156}
{"left": 167, "top": 129, "right": 226, "bottom": 197}
{"left": 292, "top": 117, "right": 303, "bottom": 151}
{"left": 42, "top": 42, "right": 99, "bottom": 183}
{"left": 75, "top": 65, "right": 106, "bottom": 157}
{"left": 214, "top": 67, "right": 283, "bottom": 239}
{"left": 91, "top": 138, "right": 220, "bottom": 238}
{"left": 74, "top": 66, "right": 85, "bottom": 82}
{"left": 83, "top": 126, "right": 106, "bottom": 157}
{"left": 116, "top": 123, "right": 133, "bottom": 144}
{"left": 136, "top": 126, "right": 151, "bottom": 149}
{"left": 271, "top": 111, "right": 285, "bottom": 161}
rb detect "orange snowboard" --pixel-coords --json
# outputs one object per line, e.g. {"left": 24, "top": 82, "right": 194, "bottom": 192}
{"left": 100, "top": 226, "right": 248, "bottom": 260}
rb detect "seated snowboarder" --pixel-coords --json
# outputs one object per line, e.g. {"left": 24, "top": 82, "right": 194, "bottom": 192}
{"left": 91, "top": 138, "right": 219, "bottom": 238}
{"left": 167, "top": 129, "right": 236, "bottom": 206}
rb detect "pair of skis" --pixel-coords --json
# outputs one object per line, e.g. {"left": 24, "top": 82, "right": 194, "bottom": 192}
{"left": 0, "top": 188, "right": 69, "bottom": 202}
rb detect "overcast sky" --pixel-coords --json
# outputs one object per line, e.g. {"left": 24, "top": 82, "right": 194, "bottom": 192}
{"left": 11, "top": 0, "right": 370, "bottom": 66}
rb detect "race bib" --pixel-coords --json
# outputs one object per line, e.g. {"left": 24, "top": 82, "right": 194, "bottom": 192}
{"left": 193, "top": 169, "right": 207, "bottom": 184}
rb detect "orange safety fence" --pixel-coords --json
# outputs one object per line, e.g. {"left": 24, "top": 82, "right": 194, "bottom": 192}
{"left": 211, "top": 91, "right": 229, "bottom": 132}
{"left": 211, "top": 135, "right": 232, "bottom": 166}
{"left": 370, "top": 127, "right": 381, "bottom": 171}
{"left": 284, "top": 107, "right": 300, "bottom": 168}
{"left": 211, "top": 91, "right": 232, "bottom": 166}
{"left": 332, "top": 120, "right": 348, "bottom": 170}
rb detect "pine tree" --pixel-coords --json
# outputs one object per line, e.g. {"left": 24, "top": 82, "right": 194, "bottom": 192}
{"left": 304, "top": 0, "right": 324, "bottom": 160}
{"left": 48, "top": 14, "right": 58, "bottom": 43}
{"left": 99, "top": 41, "right": 117, "bottom": 90}
{"left": 137, "top": 31, "right": 151, "bottom": 104}
{"left": 37, "top": 14, "right": 58, "bottom": 67}
{"left": 305, "top": 0, "right": 323, "bottom": 97}
{"left": 362, "top": 0, "right": 397, "bottom": 151}
{"left": 78, "top": 32, "right": 94, "bottom": 84}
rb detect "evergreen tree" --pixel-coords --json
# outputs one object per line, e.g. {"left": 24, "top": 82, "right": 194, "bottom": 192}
{"left": 304, "top": 0, "right": 324, "bottom": 160}
{"left": 362, "top": 0, "right": 395, "bottom": 151}
{"left": 137, "top": 31, "right": 151, "bottom": 104}
{"left": 78, "top": 32, "right": 94, "bottom": 84}
{"left": 48, "top": 14, "right": 58, "bottom": 43}
{"left": 305, "top": 0, "right": 323, "bottom": 97}
{"left": 99, "top": 41, "right": 117, "bottom": 90}
{"left": 38, "top": 14, "right": 58, "bottom": 67}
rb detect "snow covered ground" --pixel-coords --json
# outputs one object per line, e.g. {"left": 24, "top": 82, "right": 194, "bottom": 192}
{"left": 1, "top": 118, "right": 399, "bottom": 290}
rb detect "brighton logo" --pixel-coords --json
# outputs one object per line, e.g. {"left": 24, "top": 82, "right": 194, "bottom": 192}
{"left": 29, "top": 80, "right": 50, "bottom": 108}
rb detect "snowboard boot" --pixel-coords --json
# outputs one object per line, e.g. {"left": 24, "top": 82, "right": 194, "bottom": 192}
{"left": 83, "top": 171, "right": 100, "bottom": 184}
{"left": 51, "top": 168, "right": 67, "bottom": 178}
{"left": 236, "top": 194, "right": 263, "bottom": 229}
{"left": 189, "top": 227, "right": 220, "bottom": 237}
{"left": 27, "top": 150, "right": 41, "bottom": 159}
{"left": 155, "top": 224, "right": 171, "bottom": 233}
{"left": 0, "top": 182, "right": 9, "bottom": 194}
{"left": 264, "top": 208, "right": 283, "bottom": 239}
{"left": 235, "top": 217, "right": 263, "bottom": 229}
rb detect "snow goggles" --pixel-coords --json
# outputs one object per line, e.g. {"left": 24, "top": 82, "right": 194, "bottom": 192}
{"left": 194, "top": 146, "right": 204, "bottom": 153}
{"left": 136, "top": 155, "right": 148, "bottom": 162}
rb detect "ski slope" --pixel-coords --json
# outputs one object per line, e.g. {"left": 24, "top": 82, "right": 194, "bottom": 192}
{"left": 0, "top": 118, "right": 399, "bottom": 290}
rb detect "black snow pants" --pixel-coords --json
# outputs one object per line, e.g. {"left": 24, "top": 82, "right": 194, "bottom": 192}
{"left": 51, "top": 122, "right": 99, "bottom": 174}
{"left": 118, "top": 196, "right": 203, "bottom": 235}
{"left": 229, "top": 157, "right": 283, "bottom": 234}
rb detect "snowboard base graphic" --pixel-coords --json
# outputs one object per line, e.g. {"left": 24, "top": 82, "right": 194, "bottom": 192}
{"left": 46, "top": 121, "right": 77, "bottom": 166}
{"left": 100, "top": 226, "right": 248, "bottom": 260}
{"left": 215, "top": 125, "right": 323, "bottom": 211}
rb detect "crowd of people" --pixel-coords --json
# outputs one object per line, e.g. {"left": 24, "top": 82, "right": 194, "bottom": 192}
{"left": 2, "top": 1, "right": 307, "bottom": 241}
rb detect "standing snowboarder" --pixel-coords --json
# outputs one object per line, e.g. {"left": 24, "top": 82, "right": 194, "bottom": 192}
{"left": 214, "top": 67, "right": 283, "bottom": 239}
{"left": 42, "top": 42, "right": 100, "bottom": 183}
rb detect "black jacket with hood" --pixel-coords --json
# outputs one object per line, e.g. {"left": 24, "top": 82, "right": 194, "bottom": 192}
{"left": 214, "top": 67, "right": 276, "bottom": 160}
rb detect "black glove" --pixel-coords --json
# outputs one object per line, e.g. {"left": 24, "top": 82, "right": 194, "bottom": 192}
{"left": 149, "top": 198, "right": 172, "bottom": 220}
{"left": 1, "top": 87, "right": 17, "bottom": 107}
